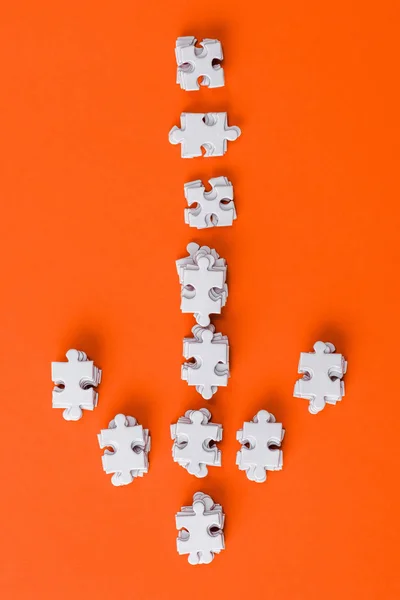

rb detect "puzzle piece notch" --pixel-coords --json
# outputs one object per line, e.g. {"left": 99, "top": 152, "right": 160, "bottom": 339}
{"left": 184, "top": 177, "right": 236, "bottom": 229}
{"left": 169, "top": 113, "right": 241, "bottom": 158}
{"left": 176, "top": 492, "right": 225, "bottom": 565}
{"left": 171, "top": 409, "right": 222, "bottom": 477}
{"left": 236, "top": 410, "right": 285, "bottom": 483}
{"left": 182, "top": 325, "right": 230, "bottom": 400}
{"left": 98, "top": 413, "right": 151, "bottom": 486}
{"left": 177, "top": 243, "right": 228, "bottom": 326}
{"left": 176, "top": 37, "right": 224, "bottom": 91}
{"left": 294, "top": 341, "right": 348, "bottom": 414}
{"left": 52, "top": 349, "right": 102, "bottom": 421}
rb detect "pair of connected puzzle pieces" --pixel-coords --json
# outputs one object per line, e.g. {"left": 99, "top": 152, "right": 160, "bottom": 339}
{"left": 176, "top": 492, "right": 225, "bottom": 565}
{"left": 176, "top": 243, "right": 229, "bottom": 399}
{"left": 51, "top": 353, "right": 151, "bottom": 486}
{"left": 171, "top": 408, "right": 284, "bottom": 484}
{"left": 294, "top": 341, "right": 348, "bottom": 414}
{"left": 184, "top": 177, "right": 236, "bottom": 229}
{"left": 173, "top": 39, "right": 240, "bottom": 157}
{"left": 98, "top": 413, "right": 151, "bottom": 486}
{"left": 171, "top": 409, "right": 222, "bottom": 478}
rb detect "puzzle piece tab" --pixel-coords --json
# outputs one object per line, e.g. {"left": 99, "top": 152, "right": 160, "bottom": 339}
{"left": 98, "top": 414, "right": 151, "bottom": 486}
{"left": 236, "top": 410, "right": 284, "bottom": 483}
{"left": 169, "top": 113, "right": 241, "bottom": 158}
{"left": 182, "top": 325, "right": 230, "bottom": 400}
{"left": 51, "top": 349, "right": 102, "bottom": 421}
{"left": 176, "top": 37, "right": 224, "bottom": 91}
{"left": 171, "top": 409, "right": 222, "bottom": 477}
{"left": 184, "top": 177, "right": 236, "bottom": 229}
{"left": 294, "top": 341, "right": 347, "bottom": 414}
{"left": 176, "top": 492, "right": 225, "bottom": 565}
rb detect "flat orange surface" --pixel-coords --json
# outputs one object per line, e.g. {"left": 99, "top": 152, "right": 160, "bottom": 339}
{"left": 1, "top": 2, "right": 399, "bottom": 599}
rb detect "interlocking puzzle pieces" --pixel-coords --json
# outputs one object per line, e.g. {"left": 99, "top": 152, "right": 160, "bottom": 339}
{"left": 236, "top": 410, "right": 284, "bottom": 483}
{"left": 171, "top": 409, "right": 222, "bottom": 477}
{"left": 294, "top": 341, "right": 348, "bottom": 414}
{"left": 52, "top": 349, "right": 102, "bottom": 421}
{"left": 176, "top": 37, "right": 224, "bottom": 91}
{"left": 98, "top": 414, "right": 151, "bottom": 486}
{"left": 176, "top": 492, "right": 225, "bottom": 565}
{"left": 169, "top": 113, "right": 241, "bottom": 158}
{"left": 184, "top": 177, "right": 236, "bottom": 229}
{"left": 176, "top": 243, "right": 228, "bottom": 326}
{"left": 182, "top": 325, "right": 230, "bottom": 400}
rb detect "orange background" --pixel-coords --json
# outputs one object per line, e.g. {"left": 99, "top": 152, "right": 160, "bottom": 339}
{"left": 1, "top": 2, "right": 399, "bottom": 599}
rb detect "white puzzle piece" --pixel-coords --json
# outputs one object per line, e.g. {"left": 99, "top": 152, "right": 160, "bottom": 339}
{"left": 182, "top": 325, "right": 230, "bottom": 400}
{"left": 176, "top": 492, "right": 225, "bottom": 565}
{"left": 51, "top": 349, "right": 102, "bottom": 421}
{"left": 181, "top": 255, "right": 224, "bottom": 325}
{"left": 169, "top": 113, "right": 241, "bottom": 158}
{"left": 294, "top": 341, "right": 347, "bottom": 414}
{"left": 98, "top": 414, "right": 151, "bottom": 486}
{"left": 184, "top": 177, "right": 236, "bottom": 229}
{"left": 171, "top": 409, "right": 222, "bottom": 477}
{"left": 176, "top": 37, "right": 224, "bottom": 91}
{"left": 177, "top": 244, "right": 228, "bottom": 326}
{"left": 236, "top": 410, "right": 284, "bottom": 483}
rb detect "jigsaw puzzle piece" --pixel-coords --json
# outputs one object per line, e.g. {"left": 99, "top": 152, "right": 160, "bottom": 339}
{"left": 176, "top": 37, "right": 224, "bottom": 91}
{"left": 184, "top": 177, "right": 236, "bottom": 229}
{"left": 169, "top": 112, "right": 241, "bottom": 158}
{"left": 294, "top": 341, "right": 348, "bottom": 414}
{"left": 176, "top": 493, "right": 225, "bottom": 565}
{"left": 182, "top": 326, "right": 230, "bottom": 399}
{"left": 177, "top": 245, "right": 228, "bottom": 326}
{"left": 181, "top": 255, "right": 225, "bottom": 326}
{"left": 236, "top": 410, "right": 284, "bottom": 483}
{"left": 51, "top": 349, "right": 102, "bottom": 421}
{"left": 171, "top": 409, "right": 222, "bottom": 477}
{"left": 98, "top": 414, "right": 151, "bottom": 486}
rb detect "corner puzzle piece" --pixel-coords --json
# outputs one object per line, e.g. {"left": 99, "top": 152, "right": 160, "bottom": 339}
{"left": 236, "top": 410, "right": 284, "bottom": 483}
{"left": 176, "top": 494, "right": 224, "bottom": 565}
{"left": 169, "top": 113, "right": 241, "bottom": 158}
{"left": 171, "top": 409, "right": 222, "bottom": 477}
{"left": 181, "top": 254, "right": 225, "bottom": 326}
{"left": 98, "top": 414, "right": 150, "bottom": 486}
{"left": 176, "top": 37, "right": 224, "bottom": 91}
{"left": 182, "top": 326, "right": 229, "bottom": 400}
{"left": 294, "top": 341, "right": 347, "bottom": 414}
{"left": 184, "top": 177, "right": 236, "bottom": 229}
{"left": 52, "top": 349, "right": 101, "bottom": 421}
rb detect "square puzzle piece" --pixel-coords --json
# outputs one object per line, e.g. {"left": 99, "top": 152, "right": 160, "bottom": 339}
{"left": 184, "top": 177, "right": 236, "bottom": 229}
{"left": 176, "top": 37, "right": 224, "bottom": 91}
